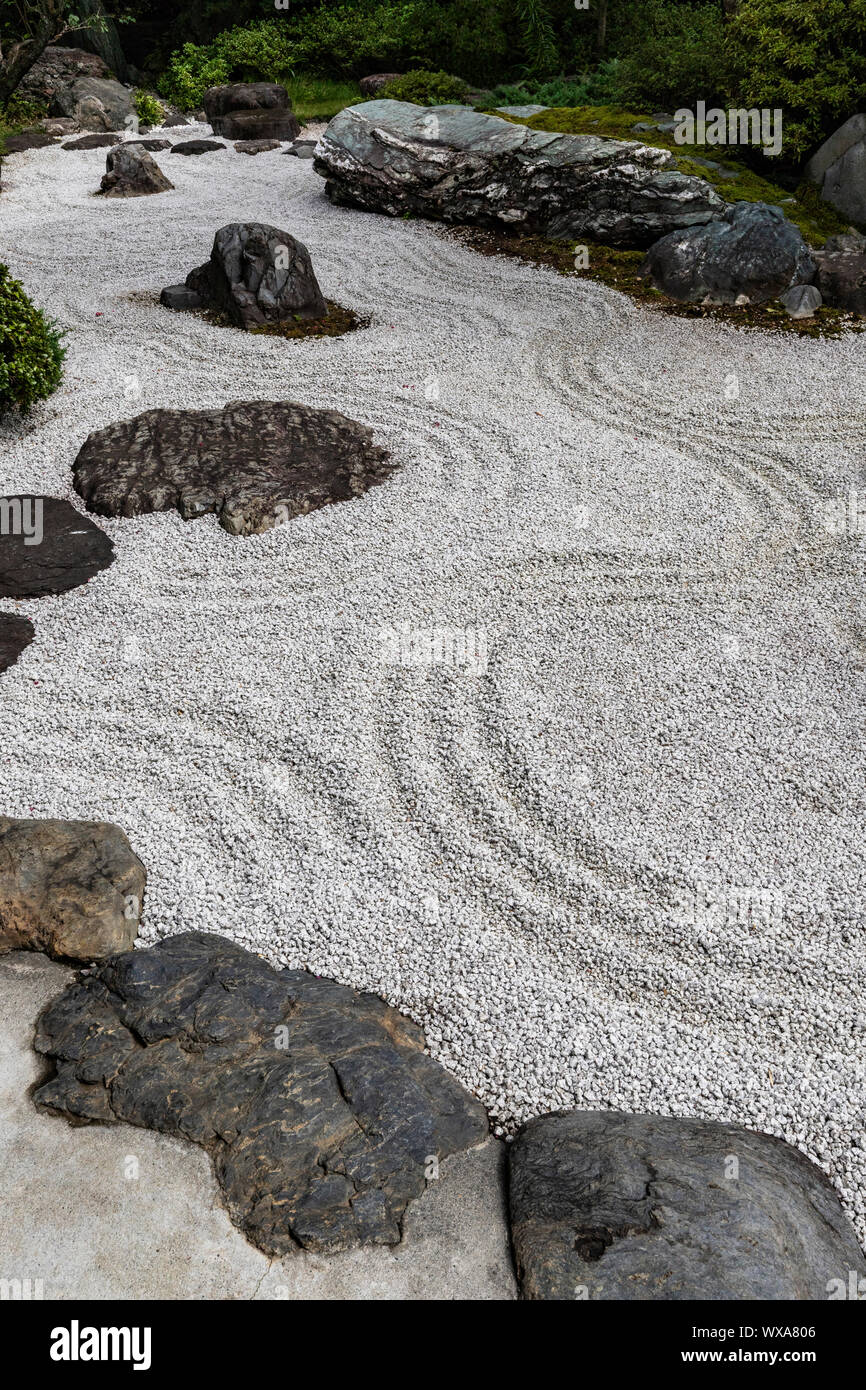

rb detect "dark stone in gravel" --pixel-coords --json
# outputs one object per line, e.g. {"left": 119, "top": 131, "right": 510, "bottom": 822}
{"left": 2, "top": 131, "right": 59, "bottom": 153}
{"left": 62, "top": 133, "right": 121, "bottom": 150}
{"left": 640, "top": 201, "right": 816, "bottom": 305}
{"left": 128, "top": 138, "right": 172, "bottom": 152}
{"left": 33, "top": 931, "right": 489, "bottom": 1255}
{"left": 159, "top": 284, "right": 203, "bottom": 311}
{"left": 286, "top": 139, "right": 317, "bottom": 159}
{"left": 234, "top": 139, "right": 282, "bottom": 155}
{"left": 508, "top": 1110, "right": 866, "bottom": 1300}
{"left": 0, "top": 614, "right": 34, "bottom": 673}
{"left": 98, "top": 144, "right": 174, "bottom": 197}
{"left": 180, "top": 222, "right": 327, "bottom": 329}
{"left": 72, "top": 399, "right": 396, "bottom": 535}
{"left": 170, "top": 139, "right": 225, "bottom": 155}
{"left": 0, "top": 497, "right": 115, "bottom": 598}
{"left": 815, "top": 241, "right": 866, "bottom": 317}
{"left": 0, "top": 816, "right": 145, "bottom": 961}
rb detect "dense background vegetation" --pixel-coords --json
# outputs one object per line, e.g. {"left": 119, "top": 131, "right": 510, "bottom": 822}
{"left": 2, "top": 0, "right": 866, "bottom": 162}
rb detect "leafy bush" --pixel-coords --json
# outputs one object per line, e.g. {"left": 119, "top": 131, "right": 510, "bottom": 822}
{"left": 725, "top": 0, "right": 866, "bottom": 161}
{"left": 613, "top": 1, "right": 730, "bottom": 111}
{"left": 381, "top": 70, "right": 469, "bottom": 106}
{"left": 0, "top": 266, "right": 65, "bottom": 416}
{"left": 134, "top": 89, "right": 166, "bottom": 126}
{"left": 487, "top": 61, "right": 620, "bottom": 110}
{"left": 158, "top": 20, "right": 296, "bottom": 109}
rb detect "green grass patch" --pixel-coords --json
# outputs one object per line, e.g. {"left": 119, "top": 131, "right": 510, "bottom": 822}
{"left": 282, "top": 78, "right": 360, "bottom": 123}
{"left": 495, "top": 105, "right": 850, "bottom": 248}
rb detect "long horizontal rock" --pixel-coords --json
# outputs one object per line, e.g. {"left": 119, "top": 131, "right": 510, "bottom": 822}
{"left": 509, "top": 1110, "right": 866, "bottom": 1300}
{"left": 33, "top": 932, "right": 490, "bottom": 1255}
{"left": 314, "top": 101, "right": 724, "bottom": 247}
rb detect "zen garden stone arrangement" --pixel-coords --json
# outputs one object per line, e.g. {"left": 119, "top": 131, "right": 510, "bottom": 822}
{"left": 1, "top": 37, "right": 865, "bottom": 1305}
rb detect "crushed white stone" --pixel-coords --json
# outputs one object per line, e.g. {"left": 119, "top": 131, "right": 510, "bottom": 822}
{"left": 1, "top": 126, "right": 865, "bottom": 1247}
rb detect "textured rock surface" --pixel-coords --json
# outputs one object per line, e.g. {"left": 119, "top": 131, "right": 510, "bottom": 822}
{"left": 33, "top": 932, "right": 489, "bottom": 1255}
{"left": 359, "top": 74, "right": 402, "bottom": 97}
{"left": 73, "top": 399, "right": 395, "bottom": 535}
{"left": 509, "top": 1111, "right": 866, "bottom": 1300}
{"left": 815, "top": 239, "right": 866, "bottom": 316}
{"left": 234, "top": 139, "right": 281, "bottom": 155}
{"left": 287, "top": 138, "right": 318, "bottom": 160}
{"left": 0, "top": 817, "right": 144, "bottom": 961}
{"left": 170, "top": 139, "right": 225, "bottom": 156}
{"left": 19, "top": 46, "right": 109, "bottom": 107}
{"left": 62, "top": 132, "right": 120, "bottom": 150}
{"left": 178, "top": 223, "right": 327, "bottom": 329}
{"left": 0, "top": 614, "right": 34, "bottom": 674}
{"left": 0, "top": 496, "right": 115, "bottom": 598}
{"left": 641, "top": 202, "right": 816, "bottom": 305}
{"left": 128, "top": 138, "right": 171, "bottom": 152}
{"left": 203, "top": 82, "right": 299, "bottom": 142}
{"left": 52, "top": 76, "right": 134, "bottom": 133}
{"left": 98, "top": 143, "right": 174, "bottom": 197}
{"left": 314, "top": 100, "right": 724, "bottom": 247}
{"left": 779, "top": 283, "right": 822, "bottom": 319}
{"left": 806, "top": 114, "right": 866, "bottom": 228}
{"left": 2, "top": 131, "right": 58, "bottom": 153}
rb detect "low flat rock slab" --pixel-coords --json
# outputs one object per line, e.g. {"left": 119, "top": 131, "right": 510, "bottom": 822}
{"left": 0, "top": 613, "right": 34, "bottom": 673}
{"left": 127, "top": 138, "right": 172, "bottom": 152}
{"left": 73, "top": 400, "right": 396, "bottom": 535}
{"left": 0, "top": 496, "right": 115, "bottom": 597}
{"left": 62, "top": 133, "right": 120, "bottom": 150}
{"left": 171, "top": 139, "right": 225, "bottom": 156}
{"left": 2, "top": 131, "right": 59, "bottom": 153}
{"left": 0, "top": 815, "right": 145, "bottom": 961}
{"left": 33, "top": 931, "right": 489, "bottom": 1255}
{"left": 234, "top": 139, "right": 282, "bottom": 155}
{"left": 509, "top": 1111, "right": 866, "bottom": 1300}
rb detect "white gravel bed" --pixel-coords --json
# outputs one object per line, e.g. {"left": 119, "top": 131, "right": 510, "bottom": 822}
{"left": 1, "top": 126, "right": 865, "bottom": 1247}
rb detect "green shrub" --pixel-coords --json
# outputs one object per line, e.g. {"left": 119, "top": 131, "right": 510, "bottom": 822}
{"left": 134, "top": 90, "right": 166, "bottom": 126}
{"left": 725, "top": 0, "right": 866, "bottom": 162}
{"left": 157, "top": 21, "right": 296, "bottom": 110}
{"left": 613, "top": 1, "right": 730, "bottom": 111}
{"left": 487, "top": 61, "right": 620, "bottom": 110}
{"left": 381, "top": 70, "right": 470, "bottom": 106}
{"left": 0, "top": 266, "right": 65, "bottom": 416}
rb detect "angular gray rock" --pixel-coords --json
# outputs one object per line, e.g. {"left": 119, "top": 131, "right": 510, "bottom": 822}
{"left": 170, "top": 139, "right": 225, "bottom": 156}
{"left": 52, "top": 76, "right": 134, "bottom": 133}
{"left": 62, "top": 132, "right": 121, "bottom": 151}
{"left": 169, "top": 223, "right": 327, "bottom": 330}
{"left": 806, "top": 114, "right": 866, "bottom": 228}
{"left": 640, "top": 202, "right": 816, "bottom": 305}
{"left": 72, "top": 399, "right": 396, "bottom": 535}
{"left": 509, "top": 1111, "right": 866, "bottom": 1300}
{"left": 203, "top": 82, "right": 299, "bottom": 142}
{"left": 286, "top": 138, "right": 318, "bottom": 160}
{"left": 313, "top": 100, "right": 724, "bottom": 247}
{"left": 19, "top": 46, "right": 109, "bottom": 107}
{"left": 0, "top": 496, "right": 115, "bottom": 598}
{"left": 98, "top": 144, "right": 174, "bottom": 197}
{"left": 0, "top": 816, "right": 145, "bottom": 961}
{"left": 33, "top": 932, "right": 489, "bottom": 1255}
{"left": 0, "top": 614, "right": 34, "bottom": 674}
{"left": 779, "top": 283, "right": 822, "bottom": 318}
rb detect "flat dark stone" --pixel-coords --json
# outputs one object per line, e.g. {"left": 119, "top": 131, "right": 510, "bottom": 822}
{"left": 2, "top": 131, "right": 59, "bottom": 153}
{"left": 170, "top": 139, "right": 226, "bottom": 155}
{"left": 509, "top": 1110, "right": 866, "bottom": 1300}
{"left": 0, "top": 613, "right": 34, "bottom": 673}
{"left": 73, "top": 400, "right": 395, "bottom": 535}
{"left": 234, "top": 139, "right": 282, "bottom": 155}
{"left": 159, "top": 284, "right": 202, "bottom": 311}
{"left": 62, "top": 133, "right": 121, "bottom": 150}
{"left": 127, "top": 138, "right": 172, "bottom": 152}
{"left": 33, "top": 932, "right": 489, "bottom": 1255}
{"left": 0, "top": 496, "right": 115, "bottom": 598}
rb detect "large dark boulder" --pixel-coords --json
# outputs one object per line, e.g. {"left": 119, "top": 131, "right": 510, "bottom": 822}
{"left": 19, "top": 46, "right": 109, "bottom": 107}
{"left": 203, "top": 82, "right": 299, "bottom": 142}
{"left": 0, "top": 614, "right": 34, "bottom": 674}
{"left": 313, "top": 100, "right": 724, "bottom": 247}
{"left": 165, "top": 223, "right": 327, "bottom": 330}
{"left": 0, "top": 816, "right": 145, "bottom": 961}
{"left": 640, "top": 201, "right": 816, "bottom": 305}
{"left": 98, "top": 144, "right": 174, "bottom": 197}
{"left": 33, "top": 932, "right": 489, "bottom": 1255}
{"left": 51, "top": 76, "right": 135, "bottom": 132}
{"left": 806, "top": 114, "right": 866, "bottom": 229}
{"left": 0, "top": 496, "right": 115, "bottom": 598}
{"left": 72, "top": 400, "right": 396, "bottom": 535}
{"left": 815, "top": 231, "right": 866, "bottom": 316}
{"left": 509, "top": 1111, "right": 866, "bottom": 1300}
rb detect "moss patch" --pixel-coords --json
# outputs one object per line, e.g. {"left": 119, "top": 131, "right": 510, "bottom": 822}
{"left": 445, "top": 225, "right": 863, "bottom": 340}
{"left": 203, "top": 299, "right": 365, "bottom": 341}
{"left": 493, "top": 105, "right": 850, "bottom": 248}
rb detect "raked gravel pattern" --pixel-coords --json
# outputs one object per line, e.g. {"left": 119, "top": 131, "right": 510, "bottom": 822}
{"left": 1, "top": 126, "right": 865, "bottom": 1248}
